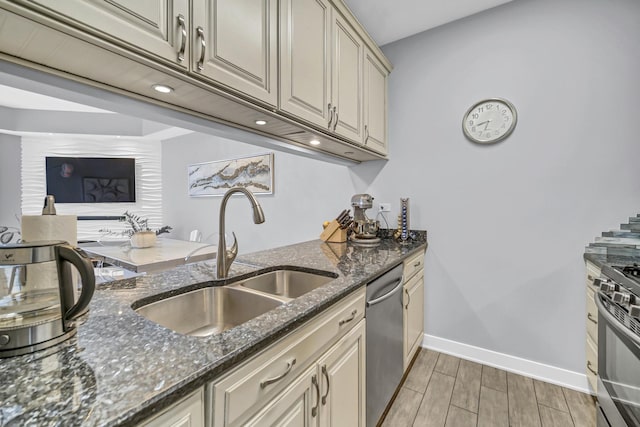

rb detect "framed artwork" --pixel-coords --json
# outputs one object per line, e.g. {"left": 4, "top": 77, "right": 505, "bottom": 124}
{"left": 188, "top": 153, "right": 274, "bottom": 197}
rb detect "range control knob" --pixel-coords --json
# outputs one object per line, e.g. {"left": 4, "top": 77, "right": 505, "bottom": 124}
{"left": 630, "top": 305, "right": 640, "bottom": 319}
{"left": 613, "top": 291, "right": 634, "bottom": 306}
{"left": 600, "top": 281, "right": 619, "bottom": 294}
{"left": 0, "top": 334, "right": 9, "bottom": 346}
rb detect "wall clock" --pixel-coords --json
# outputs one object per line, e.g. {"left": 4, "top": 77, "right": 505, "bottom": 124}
{"left": 462, "top": 98, "right": 517, "bottom": 144}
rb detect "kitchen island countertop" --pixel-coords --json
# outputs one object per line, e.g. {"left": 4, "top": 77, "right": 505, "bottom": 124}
{"left": 0, "top": 235, "right": 427, "bottom": 426}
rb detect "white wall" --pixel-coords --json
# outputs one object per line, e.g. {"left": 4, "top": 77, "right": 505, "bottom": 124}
{"left": 355, "top": 0, "right": 640, "bottom": 377}
{"left": 162, "top": 133, "right": 360, "bottom": 254}
{"left": 21, "top": 136, "right": 163, "bottom": 241}
{"left": 0, "top": 133, "right": 21, "bottom": 228}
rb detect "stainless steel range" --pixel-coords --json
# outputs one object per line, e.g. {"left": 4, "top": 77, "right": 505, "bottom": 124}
{"left": 595, "top": 263, "right": 640, "bottom": 426}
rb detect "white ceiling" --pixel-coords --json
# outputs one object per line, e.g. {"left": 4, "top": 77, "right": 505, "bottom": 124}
{"left": 343, "top": 0, "right": 513, "bottom": 46}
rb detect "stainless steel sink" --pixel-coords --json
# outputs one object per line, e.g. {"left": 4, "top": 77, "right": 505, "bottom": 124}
{"left": 235, "top": 270, "right": 335, "bottom": 299}
{"left": 135, "top": 287, "right": 283, "bottom": 337}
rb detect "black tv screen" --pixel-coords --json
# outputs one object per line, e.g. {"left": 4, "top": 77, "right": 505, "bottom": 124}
{"left": 45, "top": 157, "right": 136, "bottom": 203}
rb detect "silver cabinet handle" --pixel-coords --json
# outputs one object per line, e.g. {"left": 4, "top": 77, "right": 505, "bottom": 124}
{"left": 332, "top": 106, "right": 338, "bottom": 130}
{"left": 588, "top": 275, "right": 594, "bottom": 281}
{"left": 327, "top": 103, "right": 334, "bottom": 129}
{"left": 196, "top": 26, "right": 206, "bottom": 70}
{"left": 587, "top": 313, "right": 597, "bottom": 324}
{"left": 338, "top": 309, "right": 357, "bottom": 326}
{"left": 321, "top": 365, "right": 330, "bottom": 405}
{"left": 587, "top": 360, "right": 597, "bottom": 376}
{"left": 260, "top": 358, "right": 296, "bottom": 389}
{"left": 364, "top": 125, "right": 369, "bottom": 145}
{"left": 405, "top": 288, "right": 411, "bottom": 309}
{"left": 414, "top": 261, "right": 421, "bottom": 268}
{"left": 176, "top": 14, "right": 187, "bottom": 62}
{"left": 312, "top": 374, "right": 320, "bottom": 417}
{"left": 366, "top": 278, "right": 403, "bottom": 307}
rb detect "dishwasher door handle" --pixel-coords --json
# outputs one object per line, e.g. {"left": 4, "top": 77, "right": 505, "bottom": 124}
{"left": 366, "top": 278, "right": 403, "bottom": 307}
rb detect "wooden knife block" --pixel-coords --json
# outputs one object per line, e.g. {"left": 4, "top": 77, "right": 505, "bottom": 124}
{"left": 320, "top": 220, "right": 348, "bottom": 243}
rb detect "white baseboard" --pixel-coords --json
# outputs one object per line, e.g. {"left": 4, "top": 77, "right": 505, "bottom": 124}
{"left": 422, "top": 334, "right": 591, "bottom": 394}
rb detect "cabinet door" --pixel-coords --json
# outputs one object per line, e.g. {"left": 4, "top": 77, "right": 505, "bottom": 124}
{"left": 317, "top": 319, "right": 366, "bottom": 427}
{"left": 363, "top": 48, "right": 388, "bottom": 155}
{"left": 245, "top": 365, "right": 319, "bottom": 427}
{"left": 141, "top": 389, "right": 204, "bottom": 427}
{"left": 22, "top": 0, "right": 189, "bottom": 68}
{"left": 331, "top": 11, "right": 363, "bottom": 143}
{"left": 279, "top": 0, "right": 332, "bottom": 129}
{"left": 404, "top": 272, "right": 424, "bottom": 369}
{"left": 192, "top": 0, "right": 277, "bottom": 106}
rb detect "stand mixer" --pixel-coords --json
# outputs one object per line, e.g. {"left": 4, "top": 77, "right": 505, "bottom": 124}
{"left": 350, "top": 194, "right": 381, "bottom": 245}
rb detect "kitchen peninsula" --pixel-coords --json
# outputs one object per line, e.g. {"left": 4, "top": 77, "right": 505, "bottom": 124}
{"left": 0, "top": 235, "right": 427, "bottom": 426}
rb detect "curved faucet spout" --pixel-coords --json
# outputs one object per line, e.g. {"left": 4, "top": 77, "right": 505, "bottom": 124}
{"left": 217, "top": 187, "right": 265, "bottom": 279}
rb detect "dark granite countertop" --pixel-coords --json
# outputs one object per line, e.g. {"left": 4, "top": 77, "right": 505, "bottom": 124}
{"left": 0, "top": 236, "right": 427, "bottom": 426}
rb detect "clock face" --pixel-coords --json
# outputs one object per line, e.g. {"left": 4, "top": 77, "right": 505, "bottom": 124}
{"left": 462, "top": 98, "right": 517, "bottom": 144}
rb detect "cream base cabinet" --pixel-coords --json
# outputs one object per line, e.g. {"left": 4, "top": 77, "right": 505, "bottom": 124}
{"left": 192, "top": 0, "right": 278, "bottom": 106}
{"left": 245, "top": 319, "right": 365, "bottom": 427}
{"left": 210, "top": 288, "right": 366, "bottom": 427}
{"left": 244, "top": 365, "right": 317, "bottom": 427}
{"left": 585, "top": 260, "right": 601, "bottom": 394}
{"left": 317, "top": 319, "right": 366, "bottom": 427}
{"left": 279, "top": 0, "right": 332, "bottom": 129}
{"left": 404, "top": 272, "right": 424, "bottom": 368}
{"left": 403, "top": 251, "right": 425, "bottom": 369}
{"left": 363, "top": 48, "right": 388, "bottom": 155}
{"left": 140, "top": 389, "right": 204, "bottom": 427}
{"left": 16, "top": 0, "right": 189, "bottom": 68}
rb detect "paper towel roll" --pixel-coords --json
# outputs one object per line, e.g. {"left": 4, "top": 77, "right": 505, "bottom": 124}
{"left": 21, "top": 215, "right": 78, "bottom": 246}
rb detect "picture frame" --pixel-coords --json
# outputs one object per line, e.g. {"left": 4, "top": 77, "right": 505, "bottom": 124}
{"left": 187, "top": 153, "right": 274, "bottom": 197}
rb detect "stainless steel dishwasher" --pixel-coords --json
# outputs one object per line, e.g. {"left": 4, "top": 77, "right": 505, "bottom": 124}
{"left": 366, "top": 263, "right": 404, "bottom": 427}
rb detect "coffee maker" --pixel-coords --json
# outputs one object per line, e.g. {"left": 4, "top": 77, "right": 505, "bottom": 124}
{"left": 350, "top": 194, "right": 380, "bottom": 245}
{"left": 0, "top": 241, "right": 95, "bottom": 357}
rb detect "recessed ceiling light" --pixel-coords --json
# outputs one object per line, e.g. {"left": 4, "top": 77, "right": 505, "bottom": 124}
{"left": 310, "top": 139, "right": 321, "bottom": 146}
{"left": 255, "top": 120, "right": 267, "bottom": 126}
{"left": 152, "top": 84, "right": 174, "bottom": 94}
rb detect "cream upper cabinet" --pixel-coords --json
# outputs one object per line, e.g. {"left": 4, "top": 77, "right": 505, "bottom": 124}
{"left": 20, "top": 0, "right": 189, "bottom": 68}
{"left": 363, "top": 48, "right": 388, "bottom": 155}
{"left": 330, "top": 10, "right": 363, "bottom": 142}
{"left": 317, "top": 319, "right": 366, "bottom": 427}
{"left": 192, "top": 0, "right": 278, "bottom": 106}
{"left": 279, "top": 0, "right": 332, "bottom": 128}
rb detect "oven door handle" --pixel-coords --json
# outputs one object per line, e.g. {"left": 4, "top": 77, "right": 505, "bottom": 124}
{"left": 595, "top": 291, "right": 640, "bottom": 346}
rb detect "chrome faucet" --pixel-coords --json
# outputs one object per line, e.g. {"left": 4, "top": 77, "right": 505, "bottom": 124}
{"left": 217, "top": 187, "right": 265, "bottom": 278}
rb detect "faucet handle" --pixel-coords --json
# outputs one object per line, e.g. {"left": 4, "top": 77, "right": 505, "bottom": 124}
{"left": 227, "top": 231, "right": 238, "bottom": 264}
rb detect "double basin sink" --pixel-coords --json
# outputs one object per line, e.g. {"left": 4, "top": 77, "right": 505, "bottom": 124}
{"left": 134, "top": 269, "right": 336, "bottom": 337}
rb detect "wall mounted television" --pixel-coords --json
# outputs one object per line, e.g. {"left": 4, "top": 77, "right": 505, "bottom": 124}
{"left": 45, "top": 157, "right": 136, "bottom": 203}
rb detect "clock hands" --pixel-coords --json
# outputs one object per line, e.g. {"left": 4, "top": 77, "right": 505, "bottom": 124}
{"left": 477, "top": 120, "right": 492, "bottom": 131}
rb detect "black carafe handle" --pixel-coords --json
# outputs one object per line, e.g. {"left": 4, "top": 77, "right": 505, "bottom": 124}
{"left": 57, "top": 245, "right": 96, "bottom": 321}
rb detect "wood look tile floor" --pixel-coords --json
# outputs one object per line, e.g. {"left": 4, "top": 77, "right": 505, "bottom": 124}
{"left": 382, "top": 350, "right": 596, "bottom": 427}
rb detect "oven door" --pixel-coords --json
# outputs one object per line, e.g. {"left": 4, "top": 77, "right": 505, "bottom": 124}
{"left": 596, "top": 291, "right": 640, "bottom": 427}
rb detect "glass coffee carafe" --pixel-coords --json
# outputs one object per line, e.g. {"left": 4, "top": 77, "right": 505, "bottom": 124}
{"left": 0, "top": 241, "right": 95, "bottom": 357}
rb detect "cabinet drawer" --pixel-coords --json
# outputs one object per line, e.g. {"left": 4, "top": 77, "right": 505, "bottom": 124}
{"left": 403, "top": 251, "right": 425, "bottom": 281}
{"left": 586, "top": 261, "right": 601, "bottom": 283}
{"left": 141, "top": 388, "right": 204, "bottom": 427}
{"left": 210, "top": 287, "right": 365, "bottom": 427}
{"left": 586, "top": 287, "right": 598, "bottom": 343}
{"left": 586, "top": 337, "right": 598, "bottom": 394}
